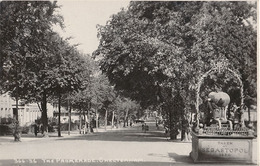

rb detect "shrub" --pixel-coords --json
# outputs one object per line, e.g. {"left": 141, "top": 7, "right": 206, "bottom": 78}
{"left": 21, "top": 126, "right": 30, "bottom": 134}
{"left": 0, "top": 124, "right": 12, "bottom": 135}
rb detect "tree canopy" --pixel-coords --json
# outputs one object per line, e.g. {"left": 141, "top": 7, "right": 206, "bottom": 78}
{"left": 0, "top": 1, "right": 92, "bottom": 136}
{"left": 94, "top": 1, "right": 257, "bottom": 139}
{"left": 94, "top": 1, "right": 256, "bottom": 108}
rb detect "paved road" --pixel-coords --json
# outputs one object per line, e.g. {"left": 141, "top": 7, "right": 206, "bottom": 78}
{"left": 0, "top": 120, "right": 258, "bottom": 166}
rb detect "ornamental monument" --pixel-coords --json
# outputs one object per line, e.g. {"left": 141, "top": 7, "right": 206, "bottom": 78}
{"left": 190, "top": 61, "right": 255, "bottom": 163}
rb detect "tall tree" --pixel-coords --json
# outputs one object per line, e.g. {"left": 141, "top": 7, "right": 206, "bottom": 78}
{"left": 0, "top": 1, "right": 64, "bottom": 138}
{"left": 48, "top": 40, "right": 88, "bottom": 137}
{"left": 69, "top": 55, "right": 93, "bottom": 134}
{"left": 94, "top": 1, "right": 256, "bottom": 139}
{"left": 0, "top": 1, "right": 92, "bottom": 137}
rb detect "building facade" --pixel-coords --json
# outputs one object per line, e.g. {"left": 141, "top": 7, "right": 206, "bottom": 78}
{"left": 0, "top": 93, "right": 54, "bottom": 126}
{"left": 0, "top": 93, "right": 13, "bottom": 119}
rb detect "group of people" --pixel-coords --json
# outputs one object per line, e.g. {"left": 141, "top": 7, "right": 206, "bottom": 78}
{"left": 34, "top": 123, "right": 44, "bottom": 136}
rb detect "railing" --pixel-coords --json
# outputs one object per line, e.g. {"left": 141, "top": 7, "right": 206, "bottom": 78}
{"left": 201, "top": 126, "right": 249, "bottom": 136}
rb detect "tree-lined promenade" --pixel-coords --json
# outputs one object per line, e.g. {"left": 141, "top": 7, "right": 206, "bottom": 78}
{"left": 0, "top": 1, "right": 140, "bottom": 139}
{"left": 0, "top": 1, "right": 257, "bottom": 143}
{"left": 0, "top": 120, "right": 257, "bottom": 165}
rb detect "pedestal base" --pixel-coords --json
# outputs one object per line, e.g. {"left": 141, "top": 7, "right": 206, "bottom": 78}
{"left": 190, "top": 132, "right": 254, "bottom": 163}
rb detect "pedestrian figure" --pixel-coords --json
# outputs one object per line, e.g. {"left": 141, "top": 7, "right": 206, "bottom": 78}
{"left": 142, "top": 123, "right": 148, "bottom": 133}
{"left": 39, "top": 124, "right": 44, "bottom": 134}
{"left": 156, "top": 123, "right": 159, "bottom": 130}
{"left": 165, "top": 127, "right": 169, "bottom": 140}
{"left": 34, "top": 124, "right": 38, "bottom": 137}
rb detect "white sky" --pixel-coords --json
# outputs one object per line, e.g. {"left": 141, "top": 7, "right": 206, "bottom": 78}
{"left": 53, "top": 1, "right": 130, "bottom": 55}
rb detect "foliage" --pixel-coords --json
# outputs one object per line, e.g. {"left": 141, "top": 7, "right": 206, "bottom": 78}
{"left": 188, "top": 1, "right": 257, "bottom": 104}
{"left": 94, "top": 1, "right": 256, "bottom": 139}
{"left": 113, "top": 96, "right": 140, "bottom": 122}
{"left": 70, "top": 59, "right": 104, "bottom": 112}
{"left": 0, "top": 1, "right": 90, "bottom": 136}
{"left": 0, "top": 1, "right": 64, "bottom": 137}
{"left": 69, "top": 59, "right": 140, "bottom": 128}
{"left": 0, "top": 1, "right": 63, "bottom": 93}
{"left": 0, "top": 124, "right": 13, "bottom": 135}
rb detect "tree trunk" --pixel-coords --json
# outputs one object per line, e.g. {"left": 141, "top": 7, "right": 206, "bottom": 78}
{"left": 181, "top": 128, "right": 186, "bottom": 141}
{"left": 111, "top": 111, "right": 115, "bottom": 129}
{"left": 83, "top": 109, "right": 86, "bottom": 134}
{"left": 15, "top": 83, "right": 18, "bottom": 121}
{"left": 58, "top": 94, "right": 61, "bottom": 137}
{"left": 68, "top": 99, "right": 71, "bottom": 135}
{"left": 248, "top": 107, "right": 251, "bottom": 123}
{"left": 117, "top": 111, "right": 119, "bottom": 128}
{"left": 169, "top": 109, "right": 178, "bottom": 140}
{"left": 182, "top": 112, "right": 192, "bottom": 142}
{"left": 181, "top": 114, "right": 185, "bottom": 141}
{"left": 96, "top": 111, "right": 98, "bottom": 132}
{"left": 123, "top": 109, "right": 128, "bottom": 127}
{"left": 170, "top": 128, "right": 178, "bottom": 139}
{"left": 41, "top": 91, "right": 48, "bottom": 137}
{"left": 87, "top": 109, "right": 91, "bottom": 133}
{"left": 123, "top": 116, "right": 126, "bottom": 127}
{"left": 104, "top": 108, "right": 107, "bottom": 131}
{"left": 79, "top": 110, "right": 82, "bottom": 134}
{"left": 13, "top": 82, "right": 21, "bottom": 141}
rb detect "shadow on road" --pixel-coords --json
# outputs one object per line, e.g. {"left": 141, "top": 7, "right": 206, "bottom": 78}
{"left": 168, "top": 153, "right": 193, "bottom": 163}
{"left": 55, "top": 130, "right": 168, "bottom": 142}
{"left": 55, "top": 124, "right": 172, "bottom": 142}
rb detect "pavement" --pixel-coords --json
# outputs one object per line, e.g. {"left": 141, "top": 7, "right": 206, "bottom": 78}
{"left": 0, "top": 128, "right": 110, "bottom": 144}
{"left": 0, "top": 119, "right": 258, "bottom": 166}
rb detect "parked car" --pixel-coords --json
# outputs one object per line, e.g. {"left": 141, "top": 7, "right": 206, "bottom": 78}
{"left": 135, "top": 119, "right": 145, "bottom": 123}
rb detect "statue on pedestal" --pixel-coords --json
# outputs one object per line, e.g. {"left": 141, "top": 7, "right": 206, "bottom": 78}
{"left": 206, "top": 91, "right": 232, "bottom": 129}
{"left": 190, "top": 61, "right": 255, "bottom": 163}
